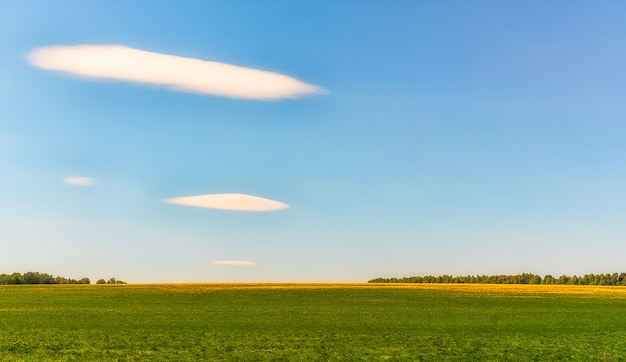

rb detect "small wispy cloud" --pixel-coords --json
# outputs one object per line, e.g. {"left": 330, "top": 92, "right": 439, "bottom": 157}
{"left": 0, "top": 136, "right": 7, "bottom": 142}
{"left": 26, "top": 45, "right": 325, "bottom": 100}
{"left": 63, "top": 176, "right": 95, "bottom": 186}
{"left": 211, "top": 260, "right": 257, "bottom": 266}
{"left": 164, "top": 193, "right": 289, "bottom": 211}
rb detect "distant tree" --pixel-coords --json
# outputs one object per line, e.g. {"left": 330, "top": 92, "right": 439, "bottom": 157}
{"left": 368, "top": 272, "right": 626, "bottom": 286}
{"left": 529, "top": 274, "right": 542, "bottom": 284}
{"left": 599, "top": 275, "right": 610, "bottom": 285}
{"left": 23, "top": 272, "right": 43, "bottom": 284}
{"left": 96, "top": 279, "right": 106, "bottom": 284}
{"left": 78, "top": 278, "right": 91, "bottom": 285}
{"left": 9, "top": 272, "right": 24, "bottom": 284}
{"left": 102, "top": 277, "right": 127, "bottom": 284}
{"left": 0, "top": 272, "right": 90, "bottom": 284}
{"left": 517, "top": 273, "right": 529, "bottom": 284}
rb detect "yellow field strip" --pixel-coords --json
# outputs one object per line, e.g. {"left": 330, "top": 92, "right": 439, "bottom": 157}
{"left": 368, "top": 283, "right": 626, "bottom": 296}
{"left": 9, "top": 282, "right": 626, "bottom": 297}
{"left": 104, "top": 283, "right": 626, "bottom": 296}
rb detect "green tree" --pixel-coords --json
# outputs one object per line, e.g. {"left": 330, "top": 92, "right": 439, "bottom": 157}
{"left": 529, "top": 274, "right": 542, "bottom": 284}
{"left": 9, "top": 272, "right": 24, "bottom": 284}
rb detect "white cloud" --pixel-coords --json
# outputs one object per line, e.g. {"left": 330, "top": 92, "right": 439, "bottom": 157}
{"left": 63, "top": 176, "right": 95, "bottom": 186}
{"left": 211, "top": 260, "right": 257, "bottom": 266}
{"left": 27, "top": 45, "right": 325, "bottom": 100}
{"left": 164, "top": 193, "right": 289, "bottom": 211}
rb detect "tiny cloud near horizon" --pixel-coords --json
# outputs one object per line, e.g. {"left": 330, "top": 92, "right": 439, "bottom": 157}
{"left": 26, "top": 45, "right": 325, "bottom": 100}
{"left": 164, "top": 193, "right": 289, "bottom": 211}
{"left": 63, "top": 176, "right": 95, "bottom": 186}
{"left": 211, "top": 260, "right": 257, "bottom": 266}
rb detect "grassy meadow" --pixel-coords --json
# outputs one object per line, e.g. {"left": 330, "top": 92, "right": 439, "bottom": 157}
{"left": 2, "top": 283, "right": 626, "bottom": 361}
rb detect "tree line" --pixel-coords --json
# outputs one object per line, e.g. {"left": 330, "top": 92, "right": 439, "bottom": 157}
{"left": 368, "top": 272, "right": 626, "bottom": 286}
{"left": 0, "top": 272, "right": 126, "bottom": 285}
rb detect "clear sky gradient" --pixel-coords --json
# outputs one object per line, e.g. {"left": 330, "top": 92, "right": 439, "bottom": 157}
{"left": 2, "top": 2, "right": 626, "bottom": 282}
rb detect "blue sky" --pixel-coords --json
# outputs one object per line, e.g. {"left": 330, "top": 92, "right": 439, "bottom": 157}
{"left": 1, "top": 1, "right": 626, "bottom": 282}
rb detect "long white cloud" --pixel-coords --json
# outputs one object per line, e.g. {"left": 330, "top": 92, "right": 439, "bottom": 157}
{"left": 164, "top": 193, "right": 289, "bottom": 211}
{"left": 27, "top": 45, "right": 324, "bottom": 100}
{"left": 63, "top": 176, "right": 95, "bottom": 186}
{"left": 211, "top": 260, "right": 256, "bottom": 266}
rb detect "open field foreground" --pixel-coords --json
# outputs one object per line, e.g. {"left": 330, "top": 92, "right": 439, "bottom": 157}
{"left": 2, "top": 284, "right": 626, "bottom": 361}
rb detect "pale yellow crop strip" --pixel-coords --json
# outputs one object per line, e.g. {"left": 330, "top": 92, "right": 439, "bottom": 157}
{"left": 114, "top": 283, "right": 626, "bottom": 297}
{"left": 367, "top": 283, "right": 626, "bottom": 297}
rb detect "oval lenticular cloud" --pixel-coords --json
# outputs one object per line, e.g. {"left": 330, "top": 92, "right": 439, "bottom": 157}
{"left": 63, "top": 176, "right": 95, "bottom": 186}
{"left": 164, "top": 193, "right": 289, "bottom": 211}
{"left": 27, "top": 45, "right": 324, "bottom": 100}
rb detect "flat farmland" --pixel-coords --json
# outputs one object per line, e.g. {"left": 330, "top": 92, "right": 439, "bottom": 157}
{"left": 2, "top": 284, "right": 626, "bottom": 361}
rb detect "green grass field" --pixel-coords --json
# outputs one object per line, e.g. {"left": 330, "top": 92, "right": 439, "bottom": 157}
{"left": 2, "top": 284, "right": 626, "bottom": 361}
